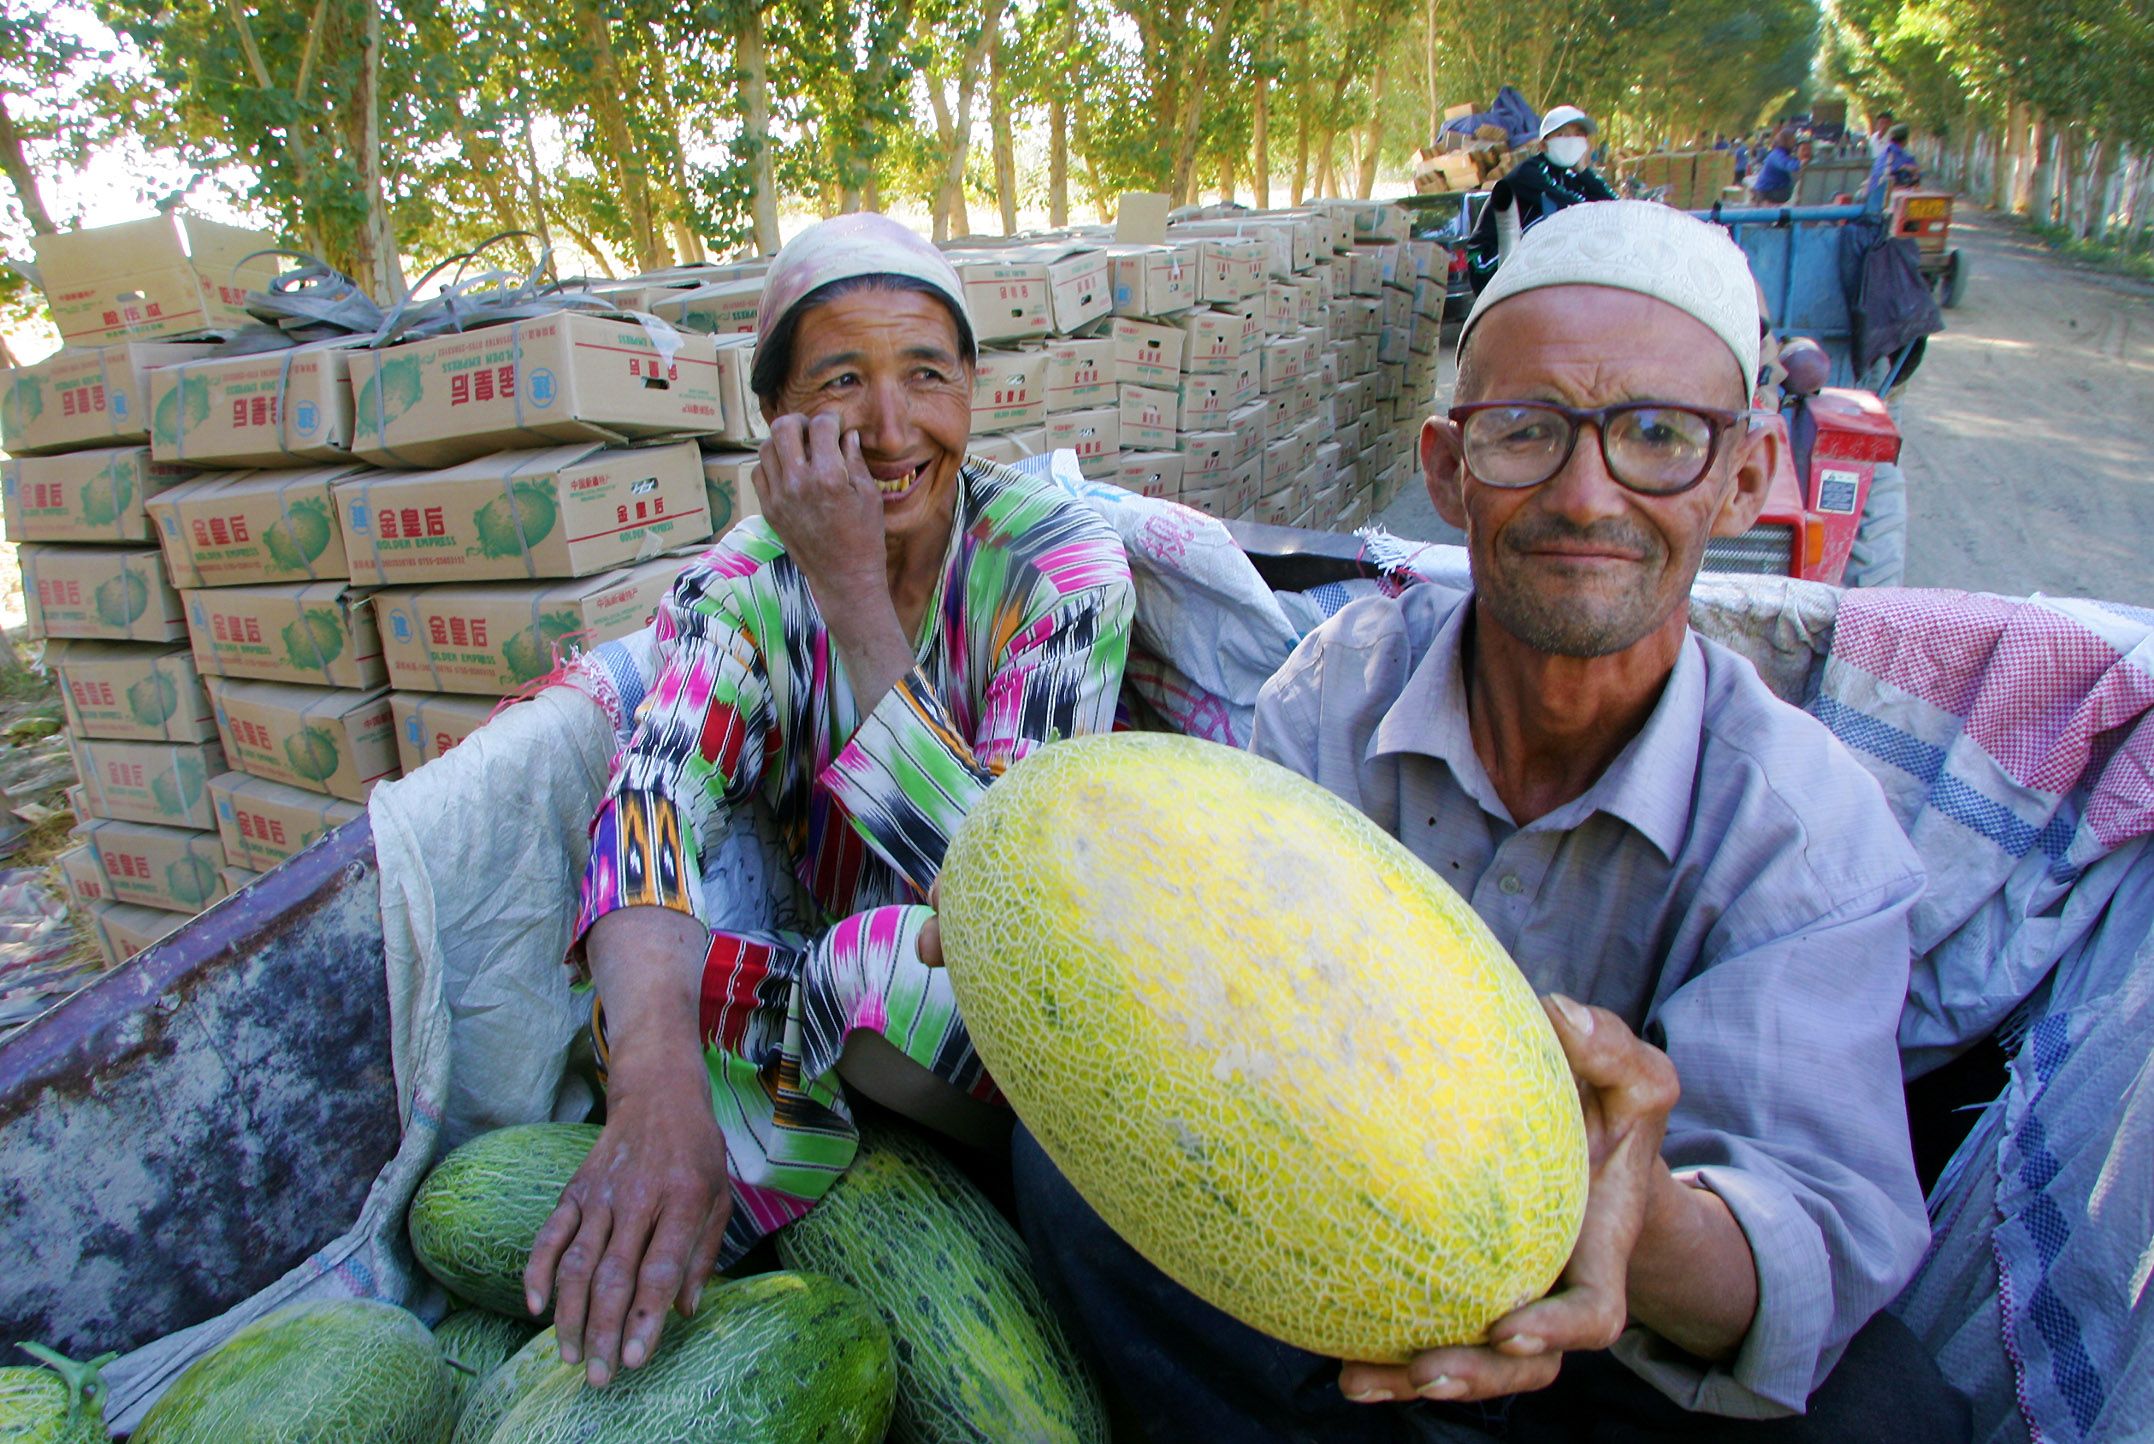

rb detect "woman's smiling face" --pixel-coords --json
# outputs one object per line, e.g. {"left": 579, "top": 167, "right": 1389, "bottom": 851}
{"left": 770, "top": 287, "right": 974, "bottom": 552}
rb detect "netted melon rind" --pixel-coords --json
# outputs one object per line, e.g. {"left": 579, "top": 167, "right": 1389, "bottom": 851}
{"left": 487, "top": 1271, "right": 893, "bottom": 1444}
{"left": 939, "top": 732, "right": 1589, "bottom": 1363}
{"left": 130, "top": 1298, "right": 453, "bottom": 1444}
{"left": 407, "top": 1121, "right": 602, "bottom": 1319}
{"left": 776, "top": 1124, "right": 1108, "bottom": 1444}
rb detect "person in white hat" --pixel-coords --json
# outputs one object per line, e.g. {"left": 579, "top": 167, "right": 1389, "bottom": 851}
{"left": 1465, "top": 103, "right": 1616, "bottom": 296}
{"left": 1007, "top": 200, "right": 1972, "bottom": 1444}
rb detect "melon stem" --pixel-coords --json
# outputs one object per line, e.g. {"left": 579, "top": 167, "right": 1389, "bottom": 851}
{"left": 15, "top": 1342, "right": 117, "bottom": 1424}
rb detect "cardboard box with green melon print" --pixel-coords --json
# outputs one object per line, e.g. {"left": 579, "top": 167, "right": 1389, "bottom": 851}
{"left": 182, "top": 581, "right": 386, "bottom": 690}
{"left": 334, "top": 440, "right": 709, "bottom": 586}
{"left": 0, "top": 342, "right": 215, "bottom": 456}
{"left": 146, "top": 464, "right": 368, "bottom": 589}
{"left": 57, "top": 845, "right": 107, "bottom": 911}
{"left": 73, "top": 816, "right": 225, "bottom": 914}
{"left": 44, "top": 638, "right": 217, "bottom": 743}
{"left": 1, "top": 447, "right": 195, "bottom": 544}
{"left": 373, "top": 551, "right": 699, "bottom": 695}
{"left": 203, "top": 677, "right": 399, "bottom": 803}
{"left": 86, "top": 898, "right": 188, "bottom": 968}
{"left": 390, "top": 691, "right": 499, "bottom": 773}
{"left": 147, "top": 341, "right": 359, "bottom": 468}
{"left": 700, "top": 451, "right": 762, "bottom": 536}
{"left": 33, "top": 212, "right": 277, "bottom": 347}
{"left": 344, "top": 312, "right": 724, "bottom": 470}
{"left": 209, "top": 770, "right": 364, "bottom": 873}
{"left": 68, "top": 734, "right": 226, "bottom": 830}
{"left": 19, "top": 545, "right": 187, "bottom": 643}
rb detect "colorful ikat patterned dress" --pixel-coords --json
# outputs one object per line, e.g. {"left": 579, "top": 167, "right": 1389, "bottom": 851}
{"left": 575, "top": 457, "right": 1133, "bottom": 1263}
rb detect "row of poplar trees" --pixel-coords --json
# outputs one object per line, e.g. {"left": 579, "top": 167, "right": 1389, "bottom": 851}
{"left": 2, "top": 0, "right": 1817, "bottom": 309}
{"left": 1824, "top": 0, "right": 2154, "bottom": 247}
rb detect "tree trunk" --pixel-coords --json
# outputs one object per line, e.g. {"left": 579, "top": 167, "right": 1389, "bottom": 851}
{"left": 572, "top": 0, "right": 667, "bottom": 270}
{"left": 1313, "top": 127, "right": 1335, "bottom": 199}
{"left": 1252, "top": 0, "right": 1272, "bottom": 207}
{"left": 1164, "top": 0, "right": 1247, "bottom": 205}
{"left": 1292, "top": 40, "right": 1311, "bottom": 204}
{"left": 2083, "top": 126, "right": 2124, "bottom": 240}
{"left": 1356, "top": 60, "right": 1386, "bottom": 198}
{"left": 520, "top": 109, "right": 555, "bottom": 257}
{"left": 1425, "top": 0, "right": 1442, "bottom": 149}
{"left": 2016, "top": 113, "right": 2047, "bottom": 217}
{"left": 1050, "top": 98, "right": 1070, "bottom": 226}
{"left": 356, "top": 1, "right": 406, "bottom": 300}
{"left": 0, "top": 94, "right": 56, "bottom": 234}
{"left": 990, "top": 29, "right": 1018, "bottom": 234}
{"left": 1995, "top": 101, "right": 2022, "bottom": 212}
{"left": 1218, "top": 150, "right": 1235, "bottom": 204}
{"left": 923, "top": 0, "right": 1007, "bottom": 243}
{"left": 740, "top": 4, "right": 780, "bottom": 254}
{"left": 641, "top": 28, "right": 706, "bottom": 264}
{"left": 840, "top": 0, "right": 913, "bottom": 215}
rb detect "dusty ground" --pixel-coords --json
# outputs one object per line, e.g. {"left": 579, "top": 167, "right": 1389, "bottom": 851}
{"left": 1894, "top": 208, "right": 2154, "bottom": 606}
{"left": 1375, "top": 207, "right": 2154, "bottom": 609}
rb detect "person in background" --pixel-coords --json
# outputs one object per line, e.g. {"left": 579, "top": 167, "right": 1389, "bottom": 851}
{"left": 1749, "top": 127, "right": 1802, "bottom": 204}
{"left": 1465, "top": 104, "right": 1615, "bottom": 295}
{"left": 1733, "top": 136, "right": 1752, "bottom": 184}
{"left": 1868, "top": 110, "right": 1896, "bottom": 155}
{"left": 1868, "top": 123, "right": 1922, "bottom": 196}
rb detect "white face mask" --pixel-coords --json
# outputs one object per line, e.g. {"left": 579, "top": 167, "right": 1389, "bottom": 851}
{"left": 1546, "top": 136, "right": 1591, "bottom": 169}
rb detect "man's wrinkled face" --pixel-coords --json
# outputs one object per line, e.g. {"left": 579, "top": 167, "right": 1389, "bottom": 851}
{"left": 1424, "top": 286, "right": 1771, "bottom": 659}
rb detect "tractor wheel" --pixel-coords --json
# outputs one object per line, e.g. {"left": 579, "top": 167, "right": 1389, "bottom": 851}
{"left": 1843, "top": 460, "right": 1909, "bottom": 588}
{"left": 1941, "top": 249, "right": 1967, "bottom": 309}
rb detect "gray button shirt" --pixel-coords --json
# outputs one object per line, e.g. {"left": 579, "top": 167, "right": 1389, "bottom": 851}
{"left": 1251, "top": 584, "right": 1930, "bottom": 1418}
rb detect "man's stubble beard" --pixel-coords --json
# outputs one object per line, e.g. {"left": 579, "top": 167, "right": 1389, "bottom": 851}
{"left": 1472, "top": 511, "right": 1694, "bottom": 659}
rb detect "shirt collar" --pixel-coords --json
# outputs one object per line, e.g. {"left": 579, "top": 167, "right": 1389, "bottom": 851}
{"left": 1366, "top": 595, "right": 1706, "bottom": 860}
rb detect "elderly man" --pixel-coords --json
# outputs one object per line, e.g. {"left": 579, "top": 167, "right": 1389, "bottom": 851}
{"left": 1009, "top": 202, "right": 1971, "bottom": 1442}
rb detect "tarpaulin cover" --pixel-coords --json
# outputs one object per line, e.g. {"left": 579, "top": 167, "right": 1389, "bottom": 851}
{"left": 1442, "top": 84, "right": 1542, "bottom": 147}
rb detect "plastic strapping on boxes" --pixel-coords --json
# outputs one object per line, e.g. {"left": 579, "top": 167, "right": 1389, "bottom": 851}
{"left": 497, "top": 448, "right": 549, "bottom": 580}
{"left": 271, "top": 471, "right": 324, "bottom": 581}
{"left": 274, "top": 349, "right": 301, "bottom": 462}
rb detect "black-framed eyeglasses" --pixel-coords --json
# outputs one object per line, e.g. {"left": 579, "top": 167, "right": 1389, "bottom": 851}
{"left": 1449, "top": 401, "right": 1749, "bottom": 496}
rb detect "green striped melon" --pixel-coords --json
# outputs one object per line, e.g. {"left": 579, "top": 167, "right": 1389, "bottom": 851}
{"left": 132, "top": 1298, "right": 453, "bottom": 1444}
{"left": 777, "top": 1124, "right": 1107, "bottom": 1444}
{"left": 0, "top": 1345, "right": 114, "bottom": 1443}
{"left": 435, "top": 1310, "right": 537, "bottom": 1415}
{"left": 450, "top": 1325, "right": 569, "bottom": 1444}
{"left": 938, "top": 733, "right": 1589, "bottom": 1363}
{"left": 486, "top": 1271, "right": 894, "bottom": 1444}
{"left": 408, "top": 1122, "right": 601, "bottom": 1318}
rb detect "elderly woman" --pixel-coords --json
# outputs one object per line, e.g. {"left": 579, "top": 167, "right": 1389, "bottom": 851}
{"left": 526, "top": 213, "right": 1135, "bottom": 1386}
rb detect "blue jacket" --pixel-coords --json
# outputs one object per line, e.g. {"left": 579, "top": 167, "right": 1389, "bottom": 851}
{"left": 1751, "top": 146, "right": 1800, "bottom": 200}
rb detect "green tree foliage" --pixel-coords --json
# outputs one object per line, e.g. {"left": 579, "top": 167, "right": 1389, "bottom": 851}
{"left": 0, "top": 0, "right": 1911, "bottom": 306}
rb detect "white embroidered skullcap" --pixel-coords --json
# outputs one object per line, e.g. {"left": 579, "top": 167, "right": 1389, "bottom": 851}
{"left": 1463, "top": 200, "right": 1760, "bottom": 386}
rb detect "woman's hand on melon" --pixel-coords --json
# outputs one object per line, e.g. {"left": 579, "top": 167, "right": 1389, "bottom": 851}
{"left": 1338, "top": 994, "right": 1678, "bottom": 1406}
{"left": 526, "top": 907, "right": 734, "bottom": 1389}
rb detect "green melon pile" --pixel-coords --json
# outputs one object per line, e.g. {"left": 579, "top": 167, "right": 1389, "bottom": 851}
{"left": 67, "top": 1113, "right": 1100, "bottom": 1444}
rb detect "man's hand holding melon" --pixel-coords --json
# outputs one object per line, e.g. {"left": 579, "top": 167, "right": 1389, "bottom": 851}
{"left": 921, "top": 892, "right": 1731, "bottom": 1404}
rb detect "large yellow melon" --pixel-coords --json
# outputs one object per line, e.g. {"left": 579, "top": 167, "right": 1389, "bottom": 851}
{"left": 938, "top": 732, "right": 1588, "bottom": 1363}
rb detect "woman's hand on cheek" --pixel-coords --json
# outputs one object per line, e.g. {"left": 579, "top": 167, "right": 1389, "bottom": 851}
{"left": 754, "top": 412, "right": 889, "bottom": 609}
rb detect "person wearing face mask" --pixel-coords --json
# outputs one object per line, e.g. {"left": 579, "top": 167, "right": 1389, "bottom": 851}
{"left": 1466, "top": 105, "right": 1616, "bottom": 297}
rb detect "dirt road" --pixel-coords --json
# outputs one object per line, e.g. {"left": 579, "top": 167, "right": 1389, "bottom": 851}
{"left": 1375, "top": 206, "right": 2154, "bottom": 608}
{"left": 1895, "top": 209, "right": 2154, "bottom": 606}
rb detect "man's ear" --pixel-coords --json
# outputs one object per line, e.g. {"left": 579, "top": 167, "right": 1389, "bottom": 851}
{"left": 1421, "top": 416, "right": 1469, "bottom": 531}
{"left": 1710, "top": 417, "right": 1782, "bottom": 538}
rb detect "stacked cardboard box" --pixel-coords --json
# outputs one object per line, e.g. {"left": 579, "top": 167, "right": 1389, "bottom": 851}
{"left": 331, "top": 311, "right": 721, "bottom": 777}
{"left": 658, "top": 207, "right": 1440, "bottom": 534}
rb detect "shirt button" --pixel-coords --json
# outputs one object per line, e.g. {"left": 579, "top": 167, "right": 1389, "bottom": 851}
{"left": 1499, "top": 874, "right": 1523, "bottom": 895}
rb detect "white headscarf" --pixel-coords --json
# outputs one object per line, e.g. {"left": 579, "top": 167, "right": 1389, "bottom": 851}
{"left": 1463, "top": 200, "right": 1760, "bottom": 386}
